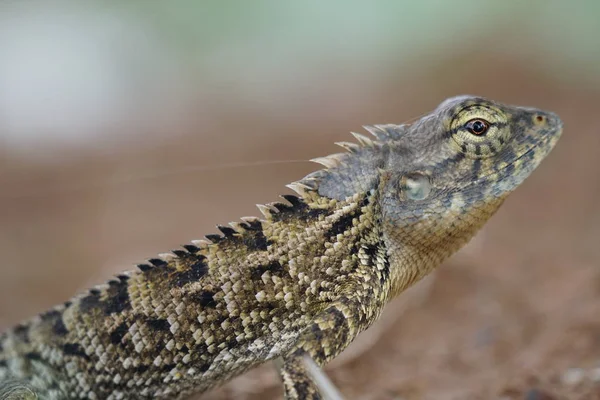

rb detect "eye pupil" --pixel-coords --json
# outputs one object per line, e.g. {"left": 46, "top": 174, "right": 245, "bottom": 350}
{"left": 465, "top": 119, "right": 489, "bottom": 135}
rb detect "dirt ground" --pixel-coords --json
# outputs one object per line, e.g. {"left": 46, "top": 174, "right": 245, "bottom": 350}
{"left": 1, "top": 58, "right": 600, "bottom": 399}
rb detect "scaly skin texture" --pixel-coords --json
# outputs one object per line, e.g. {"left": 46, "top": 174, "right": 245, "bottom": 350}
{"left": 0, "top": 96, "right": 562, "bottom": 400}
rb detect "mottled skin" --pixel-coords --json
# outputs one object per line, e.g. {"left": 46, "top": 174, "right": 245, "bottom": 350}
{"left": 0, "top": 96, "right": 562, "bottom": 400}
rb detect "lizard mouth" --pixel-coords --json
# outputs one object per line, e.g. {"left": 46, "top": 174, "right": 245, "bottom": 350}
{"left": 469, "top": 132, "right": 560, "bottom": 188}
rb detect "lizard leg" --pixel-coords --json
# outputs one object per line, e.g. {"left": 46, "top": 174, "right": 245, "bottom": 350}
{"left": 280, "top": 298, "right": 362, "bottom": 399}
{"left": 278, "top": 352, "right": 321, "bottom": 400}
{"left": 0, "top": 380, "right": 38, "bottom": 400}
{"left": 278, "top": 351, "right": 345, "bottom": 400}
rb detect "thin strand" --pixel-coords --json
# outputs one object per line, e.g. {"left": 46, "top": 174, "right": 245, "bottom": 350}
{"left": 2, "top": 159, "right": 308, "bottom": 199}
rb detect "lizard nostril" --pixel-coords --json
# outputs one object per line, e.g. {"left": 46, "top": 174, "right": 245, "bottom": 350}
{"left": 533, "top": 114, "right": 547, "bottom": 126}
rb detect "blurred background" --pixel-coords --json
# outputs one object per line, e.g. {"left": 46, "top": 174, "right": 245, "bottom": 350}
{"left": 1, "top": 1, "right": 599, "bottom": 399}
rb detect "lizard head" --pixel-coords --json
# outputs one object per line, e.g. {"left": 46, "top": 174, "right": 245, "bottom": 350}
{"left": 303, "top": 95, "right": 562, "bottom": 289}
{"left": 385, "top": 95, "right": 564, "bottom": 206}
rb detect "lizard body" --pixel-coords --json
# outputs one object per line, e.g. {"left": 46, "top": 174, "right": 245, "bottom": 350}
{"left": 0, "top": 96, "right": 562, "bottom": 399}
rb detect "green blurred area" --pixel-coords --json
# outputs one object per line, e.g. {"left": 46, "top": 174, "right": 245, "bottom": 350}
{"left": 125, "top": 0, "right": 600, "bottom": 84}
{"left": 1, "top": 0, "right": 598, "bottom": 154}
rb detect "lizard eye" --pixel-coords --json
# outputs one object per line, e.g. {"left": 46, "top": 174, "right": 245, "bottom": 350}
{"left": 449, "top": 104, "right": 510, "bottom": 159}
{"left": 465, "top": 119, "right": 489, "bottom": 135}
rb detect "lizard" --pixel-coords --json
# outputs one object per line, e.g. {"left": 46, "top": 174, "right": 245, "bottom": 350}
{"left": 0, "top": 95, "right": 562, "bottom": 400}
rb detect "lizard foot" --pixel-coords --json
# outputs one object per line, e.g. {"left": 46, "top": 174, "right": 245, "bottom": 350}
{"left": 0, "top": 381, "right": 38, "bottom": 400}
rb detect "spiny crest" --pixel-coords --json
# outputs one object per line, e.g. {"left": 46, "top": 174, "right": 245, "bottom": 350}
{"left": 309, "top": 124, "right": 409, "bottom": 171}
{"left": 39, "top": 124, "right": 411, "bottom": 315}
{"left": 363, "top": 124, "right": 410, "bottom": 141}
{"left": 300, "top": 124, "right": 411, "bottom": 201}
{"left": 131, "top": 190, "right": 324, "bottom": 275}
{"left": 350, "top": 131, "right": 375, "bottom": 147}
